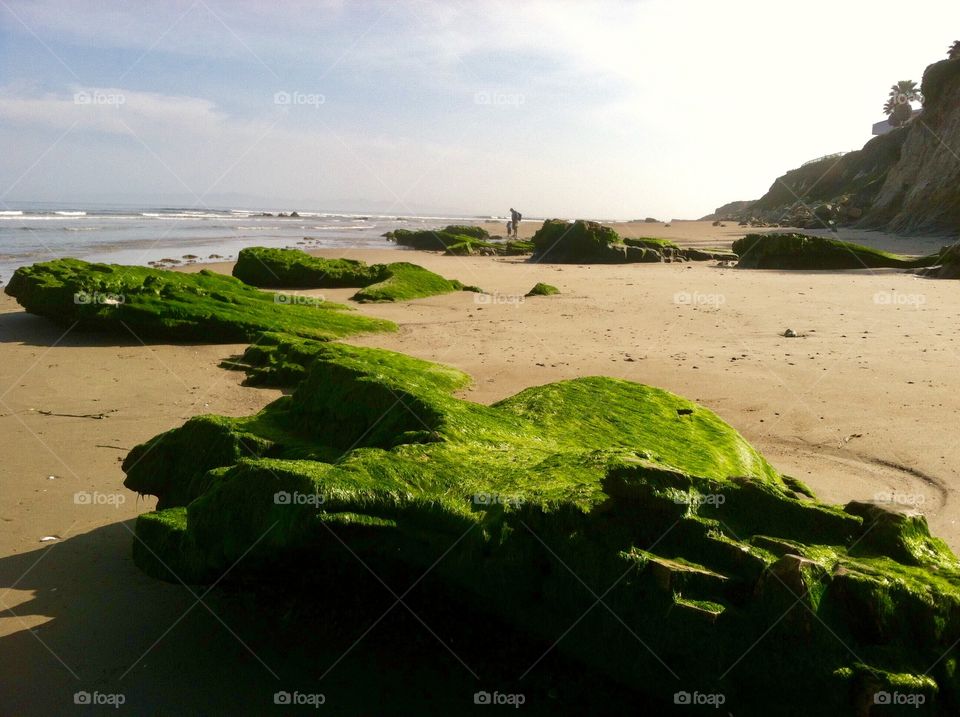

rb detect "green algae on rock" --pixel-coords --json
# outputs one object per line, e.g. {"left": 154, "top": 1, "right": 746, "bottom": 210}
{"left": 525, "top": 282, "right": 559, "bottom": 296}
{"left": 733, "top": 233, "right": 940, "bottom": 270}
{"left": 387, "top": 224, "right": 534, "bottom": 256}
{"left": 530, "top": 220, "right": 731, "bottom": 264}
{"left": 232, "top": 247, "right": 472, "bottom": 302}
{"left": 4, "top": 258, "right": 395, "bottom": 341}
{"left": 123, "top": 334, "right": 960, "bottom": 714}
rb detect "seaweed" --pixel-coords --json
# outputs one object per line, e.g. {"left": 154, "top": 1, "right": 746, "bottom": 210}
{"left": 124, "top": 333, "right": 960, "bottom": 714}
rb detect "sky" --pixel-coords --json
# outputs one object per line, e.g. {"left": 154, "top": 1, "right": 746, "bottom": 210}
{"left": 0, "top": 0, "right": 958, "bottom": 219}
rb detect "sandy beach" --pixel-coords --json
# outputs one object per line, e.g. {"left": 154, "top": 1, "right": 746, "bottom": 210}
{"left": 2, "top": 220, "right": 958, "bottom": 712}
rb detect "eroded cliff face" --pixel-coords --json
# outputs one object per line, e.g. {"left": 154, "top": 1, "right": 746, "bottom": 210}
{"left": 863, "top": 58, "right": 960, "bottom": 234}
{"left": 716, "top": 56, "right": 960, "bottom": 235}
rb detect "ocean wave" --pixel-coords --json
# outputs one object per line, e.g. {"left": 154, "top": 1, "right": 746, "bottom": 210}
{"left": 0, "top": 210, "right": 24, "bottom": 216}
{"left": 54, "top": 211, "right": 87, "bottom": 216}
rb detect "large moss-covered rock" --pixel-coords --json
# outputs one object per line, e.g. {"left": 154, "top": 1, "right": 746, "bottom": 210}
{"left": 733, "top": 233, "right": 938, "bottom": 270}
{"left": 531, "top": 221, "right": 728, "bottom": 264}
{"left": 4, "top": 259, "right": 395, "bottom": 341}
{"left": 232, "top": 247, "right": 472, "bottom": 302}
{"left": 125, "top": 334, "right": 960, "bottom": 714}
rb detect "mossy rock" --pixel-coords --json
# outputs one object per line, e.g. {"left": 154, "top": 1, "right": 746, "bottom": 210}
{"left": 3, "top": 259, "right": 395, "bottom": 342}
{"left": 125, "top": 335, "right": 960, "bottom": 713}
{"left": 387, "top": 224, "right": 488, "bottom": 251}
{"left": 530, "top": 219, "right": 624, "bottom": 262}
{"left": 233, "top": 247, "right": 386, "bottom": 288}
{"left": 232, "top": 247, "right": 467, "bottom": 302}
{"left": 387, "top": 225, "right": 533, "bottom": 257}
{"left": 733, "top": 233, "right": 939, "bottom": 270}
{"left": 526, "top": 282, "right": 559, "bottom": 296}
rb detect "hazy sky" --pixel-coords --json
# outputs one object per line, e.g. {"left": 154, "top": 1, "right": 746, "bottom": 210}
{"left": 1, "top": 0, "right": 957, "bottom": 219}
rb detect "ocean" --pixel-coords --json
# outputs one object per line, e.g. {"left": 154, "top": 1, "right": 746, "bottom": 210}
{"left": 0, "top": 203, "right": 495, "bottom": 282}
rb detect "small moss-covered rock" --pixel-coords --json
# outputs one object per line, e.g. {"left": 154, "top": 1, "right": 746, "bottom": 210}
{"left": 733, "top": 233, "right": 938, "bottom": 270}
{"left": 4, "top": 259, "right": 395, "bottom": 342}
{"left": 232, "top": 247, "right": 468, "bottom": 302}
{"left": 387, "top": 225, "right": 534, "bottom": 257}
{"left": 350, "top": 262, "right": 465, "bottom": 303}
{"left": 530, "top": 219, "right": 624, "bottom": 262}
{"left": 233, "top": 247, "right": 385, "bottom": 288}
{"left": 525, "top": 282, "right": 559, "bottom": 296}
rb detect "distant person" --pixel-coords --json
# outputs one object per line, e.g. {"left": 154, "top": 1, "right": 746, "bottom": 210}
{"left": 509, "top": 208, "right": 522, "bottom": 238}
{"left": 506, "top": 220, "right": 513, "bottom": 237}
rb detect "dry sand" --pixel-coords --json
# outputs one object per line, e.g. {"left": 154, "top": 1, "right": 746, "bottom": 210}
{"left": 1, "top": 220, "right": 957, "bottom": 713}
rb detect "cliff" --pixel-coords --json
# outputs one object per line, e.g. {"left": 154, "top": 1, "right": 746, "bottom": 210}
{"left": 862, "top": 58, "right": 960, "bottom": 233}
{"left": 714, "top": 56, "right": 960, "bottom": 235}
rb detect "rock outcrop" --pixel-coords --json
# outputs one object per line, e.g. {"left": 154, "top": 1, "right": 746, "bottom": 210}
{"left": 121, "top": 332, "right": 960, "bottom": 715}
{"left": 531, "top": 220, "right": 735, "bottom": 264}
{"left": 863, "top": 58, "right": 960, "bottom": 233}
{"left": 232, "top": 247, "right": 478, "bottom": 302}
{"left": 732, "top": 233, "right": 938, "bottom": 270}
{"left": 4, "top": 259, "right": 395, "bottom": 341}
{"left": 387, "top": 224, "right": 534, "bottom": 256}
{"left": 712, "top": 55, "right": 960, "bottom": 234}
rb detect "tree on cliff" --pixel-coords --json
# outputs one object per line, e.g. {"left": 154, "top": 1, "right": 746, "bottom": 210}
{"left": 949, "top": 40, "right": 960, "bottom": 60}
{"left": 883, "top": 80, "right": 922, "bottom": 127}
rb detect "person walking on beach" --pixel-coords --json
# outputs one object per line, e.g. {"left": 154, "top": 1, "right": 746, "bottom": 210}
{"left": 509, "top": 208, "right": 522, "bottom": 238}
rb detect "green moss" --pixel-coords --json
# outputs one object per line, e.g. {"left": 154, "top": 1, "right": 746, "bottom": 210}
{"left": 120, "top": 334, "right": 960, "bottom": 713}
{"left": 623, "top": 237, "right": 680, "bottom": 251}
{"left": 525, "top": 282, "right": 559, "bottom": 296}
{"left": 4, "top": 259, "right": 395, "bottom": 342}
{"left": 350, "top": 262, "right": 465, "bottom": 303}
{"left": 233, "top": 247, "right": 385, "bottom": 288}
{"left": 733, "top": 233, "right": 939, "bottom": 270}
{"left": 232, "top": 247, "right": 468, "bottom": 302}
{"left": 530, "top": 219, "right": 622, "bottom": 262}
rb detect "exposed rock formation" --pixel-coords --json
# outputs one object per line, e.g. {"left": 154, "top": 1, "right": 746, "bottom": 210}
{"left": 863, "top": 58, "right": 960, "bottom": 233}
{"left": 232, "top": 247, "right": 479, "bottom": 302}
{"left": 732, "top": 233, "right": 938, "bottom": 270}
{"left": 4, "top": 259, "right": 395, "bottom": 341}
{"left": 122, "top": 333, "right": 960, "bottom": 714}
{"left": 532, "top": 220, "right": 735, "bottom": 264}
{"left": 387, "top": 224, "right": 533, "bottom": 256}
{"left": 712, "top": 56, "right": 960, "bottom": 234}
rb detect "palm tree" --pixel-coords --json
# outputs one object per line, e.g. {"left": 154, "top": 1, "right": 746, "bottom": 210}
{"left": 950, "top": 40, "right": 960, "bottom": 60}
{"left": 883, "top": 80, "right": 921, "bottom": 127}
